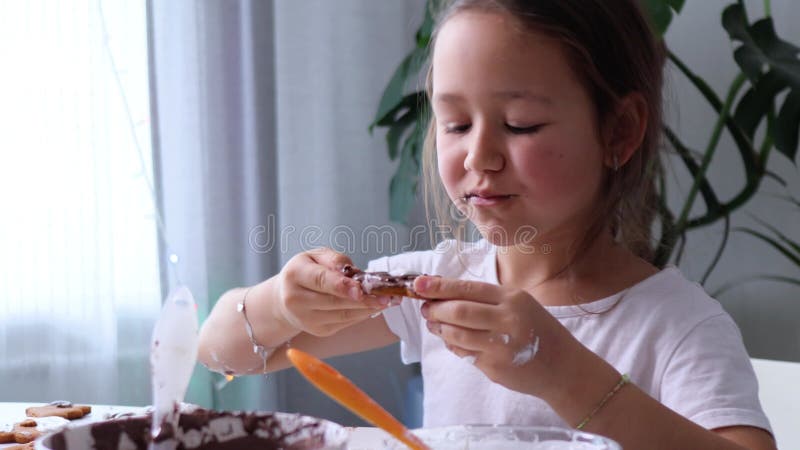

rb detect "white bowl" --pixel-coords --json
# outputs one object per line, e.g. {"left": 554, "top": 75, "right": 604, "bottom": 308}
{"left": 35, "top": 410, "right": 348, "bottom": 450}
{"left": 381, "top": 425, "right": 621, "bottom": 450}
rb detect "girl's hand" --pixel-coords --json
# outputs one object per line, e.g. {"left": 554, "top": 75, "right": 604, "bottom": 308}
{"left": 414, "top": 275, "right": 587, "bottom": 398}
{"left": 274, "top": 248, "right": 394, "bottom": 337}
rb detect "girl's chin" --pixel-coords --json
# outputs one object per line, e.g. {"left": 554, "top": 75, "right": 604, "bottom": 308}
{"left": 473, "top": 222, "right": 542, "bottom": 248}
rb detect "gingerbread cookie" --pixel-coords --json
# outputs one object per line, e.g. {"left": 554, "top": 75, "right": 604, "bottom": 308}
{"left": 25, "top": 401, "right": 91, "bottom": 420}
{"left": 0, "top": 422, "right": 14, "bottom": 443}
{"left": 7, "top": 443, "right": 35, "bottom": 450}
{"left": 0, "top": 417, "right": 70, "bottom": 444}
{"left": 11, "top": 419, "right": 41, "bottom": 444}
{"left": 342, "top": 265, "right": 428, "bottom": 299}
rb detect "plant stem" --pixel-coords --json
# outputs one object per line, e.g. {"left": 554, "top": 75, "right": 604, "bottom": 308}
{"left": 668, "top": 52, "right": 722, "bottom": 108}
{"left": 676, "top": 73, "right": 747, "bottom": 229}
{"left": 701, "top": 213, "right": 730, "bottom": 285}
{"left": 759, "top": 107, "right": 776, "bottom": 167}
{"left": 675, "top": 232, "right": 687, "bottom": 267}
{"left": 653, "top": 160, "right": 678, "bottom": 268}
{"left": 664, "top": 127, "right": 722, "bottom": 213}
{"left": 668, "top": 51, "right": 760, "bottom": 184}
{"left": 764, "top": 0, "right": 772, "bottom": 16}
{"left": 712, "top": 274, "right": 800, "bottom": 298}
{"left": 683, "top": 109, "right": 772, "bottom": 229}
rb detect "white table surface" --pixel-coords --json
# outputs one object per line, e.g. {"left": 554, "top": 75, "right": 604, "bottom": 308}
{"left": 0, "top": 402, "right": 395, "bottom": 449}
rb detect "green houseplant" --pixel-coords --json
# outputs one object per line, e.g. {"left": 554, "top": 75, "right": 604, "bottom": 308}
{"left": 370, "top": 0, "right": 800, "bottom": 287}
{"left": 713, "top": 193, "right": 800, "bottom": 296}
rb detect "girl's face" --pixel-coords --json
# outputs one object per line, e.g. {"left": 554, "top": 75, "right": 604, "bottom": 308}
{"left": 432, "top": 11, "right": 608, "bottom": 245}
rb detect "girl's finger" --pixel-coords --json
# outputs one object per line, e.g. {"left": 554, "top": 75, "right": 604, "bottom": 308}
{"left": 295, "top": 262, "right": 363, "bottom": 301}
{"left": 296, "top": 287, "right": 387, "bottom": 310}
{"left": 307, "top": 312, "right": 386, "bottom": 338}
{"left": 426, "top": 320, "right": 491, "bottom": 353}
{"left": 421, "top": 300, "right": 500, "bottom": 331}
{"left": 305, "top": 247, "right": 356, "bottom": 271}
{"left": 413, "top": 276, "right": 501, "bottom": 304}
{"left": 313, "top": 306, "right": 386, "bottom": 327}
{"left": 443, "top": 343, "right": 479, "bottom": 364}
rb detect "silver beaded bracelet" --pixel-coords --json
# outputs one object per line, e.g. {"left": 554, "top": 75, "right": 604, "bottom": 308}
{"left": 237, "top": 287, "right": 276, "bottom": 372}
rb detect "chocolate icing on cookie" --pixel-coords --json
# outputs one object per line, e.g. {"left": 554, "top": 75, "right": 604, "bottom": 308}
{"left": 341, "top": 265, "right": 426, "bottom": 299}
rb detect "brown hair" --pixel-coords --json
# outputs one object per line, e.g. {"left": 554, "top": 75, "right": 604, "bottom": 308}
{"left": 422, "top": 0, "right": 667, "bottom": 290}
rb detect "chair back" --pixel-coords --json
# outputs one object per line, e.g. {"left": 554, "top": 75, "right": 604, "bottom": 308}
{"left": 751, "top": 358, "right": 800, "bottom": 449}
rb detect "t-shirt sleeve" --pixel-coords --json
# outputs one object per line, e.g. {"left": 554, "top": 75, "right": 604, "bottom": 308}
{"left": 366, "top": 256, "right": 423, "bottom": 364}
{"left": 660, "top": 313, "right": 773, "bottom": 434}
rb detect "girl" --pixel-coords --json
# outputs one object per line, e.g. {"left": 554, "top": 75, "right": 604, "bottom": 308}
{"left": 199, "top": 1, "right": 775, "bottom": 448}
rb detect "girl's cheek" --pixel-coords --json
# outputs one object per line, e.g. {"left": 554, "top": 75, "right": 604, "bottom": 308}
{"left": 512, "top": 147, "right": 565, "bottom": 186}
{"left": 515, "top": 144, "right": 605, "bottom": 213}
{"left": 437, "top": 145, "right": 465, "bottom": 192}
{"left": 513, "top": 146, "right": 597, "bottom": 208}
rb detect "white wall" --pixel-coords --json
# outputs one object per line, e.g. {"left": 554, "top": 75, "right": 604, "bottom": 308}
{"left": 662, "top": 0, "right": 800, "bottom": 362}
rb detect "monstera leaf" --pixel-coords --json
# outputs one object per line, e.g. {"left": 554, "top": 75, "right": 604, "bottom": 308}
{"left": 370, "top": 5, "right": 433, "bottom": 222}
{"left": 639, "top": 0, "right": 686, "bottom": 35}
{"left": 712, "top": 207, "right": 800, "bottom": 297}
{"left": 724, "top": 3, "right": 800, "bottom": 163}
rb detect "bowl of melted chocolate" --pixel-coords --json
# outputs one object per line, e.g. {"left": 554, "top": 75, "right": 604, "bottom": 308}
{"left": 35, "top": 408, "right": 348, "bottom": 450}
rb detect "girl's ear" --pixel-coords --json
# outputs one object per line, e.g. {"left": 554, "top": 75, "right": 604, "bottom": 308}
{"left": 603, "top": 93, "right": 648, "bottom": 170}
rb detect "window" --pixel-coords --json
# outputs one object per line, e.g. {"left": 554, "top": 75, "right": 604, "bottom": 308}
{"left": 0, "top": 1, "right": 161, "bottom": 404}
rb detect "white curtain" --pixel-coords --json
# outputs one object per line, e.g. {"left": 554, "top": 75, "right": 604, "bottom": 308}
{"left": 0, "top": 1, "right": 160, "bottom": 404}
{"left": 148, "top": 0, "right": 427, "bottom": 424}
{"left": 147, "top": 0, "right": 281, "bottom": 410}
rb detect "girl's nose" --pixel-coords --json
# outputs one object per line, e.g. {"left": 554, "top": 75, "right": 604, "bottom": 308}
{"left": 463, "top": 126, "right": 505, "bottom": 172}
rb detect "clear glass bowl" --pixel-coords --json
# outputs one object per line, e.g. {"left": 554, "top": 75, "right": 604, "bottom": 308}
{"left": 381, "top": 425, "right": 621, "bottom": 450}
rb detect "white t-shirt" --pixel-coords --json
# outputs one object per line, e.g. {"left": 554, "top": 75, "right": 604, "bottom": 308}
{"left": 370, "top": 239, "right": 772, "bottom": 432}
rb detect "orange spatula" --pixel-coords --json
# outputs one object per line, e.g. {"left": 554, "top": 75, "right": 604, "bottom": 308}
{"left": 286, "top": 348, "right": 431, "bottom": 450}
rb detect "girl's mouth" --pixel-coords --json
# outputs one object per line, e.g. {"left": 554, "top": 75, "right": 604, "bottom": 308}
{"left": 464, "top": 194, "right": 516, "bottom": 206}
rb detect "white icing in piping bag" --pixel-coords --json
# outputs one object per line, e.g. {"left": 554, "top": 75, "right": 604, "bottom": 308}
{"left": 149, "top": 286, "right": 199, "bottom": 450}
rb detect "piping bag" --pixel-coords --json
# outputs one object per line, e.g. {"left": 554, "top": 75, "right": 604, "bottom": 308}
{"left": 286, "top": 348, "right": 431, "bottom": 450}
{"left": 149, "top": 286, "right": 199, "bottom": 450}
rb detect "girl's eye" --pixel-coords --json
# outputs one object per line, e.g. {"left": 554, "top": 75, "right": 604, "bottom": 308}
{"left": 506, "top": 124, "right": 544, "bottom": 134}
{"left": 444, "top": 124, "right": 471, "bottom": 134}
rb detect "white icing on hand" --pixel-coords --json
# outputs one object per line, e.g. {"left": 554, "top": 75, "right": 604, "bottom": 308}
{"left": 512, "top": 336, "right": 540, "bottom": 366}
